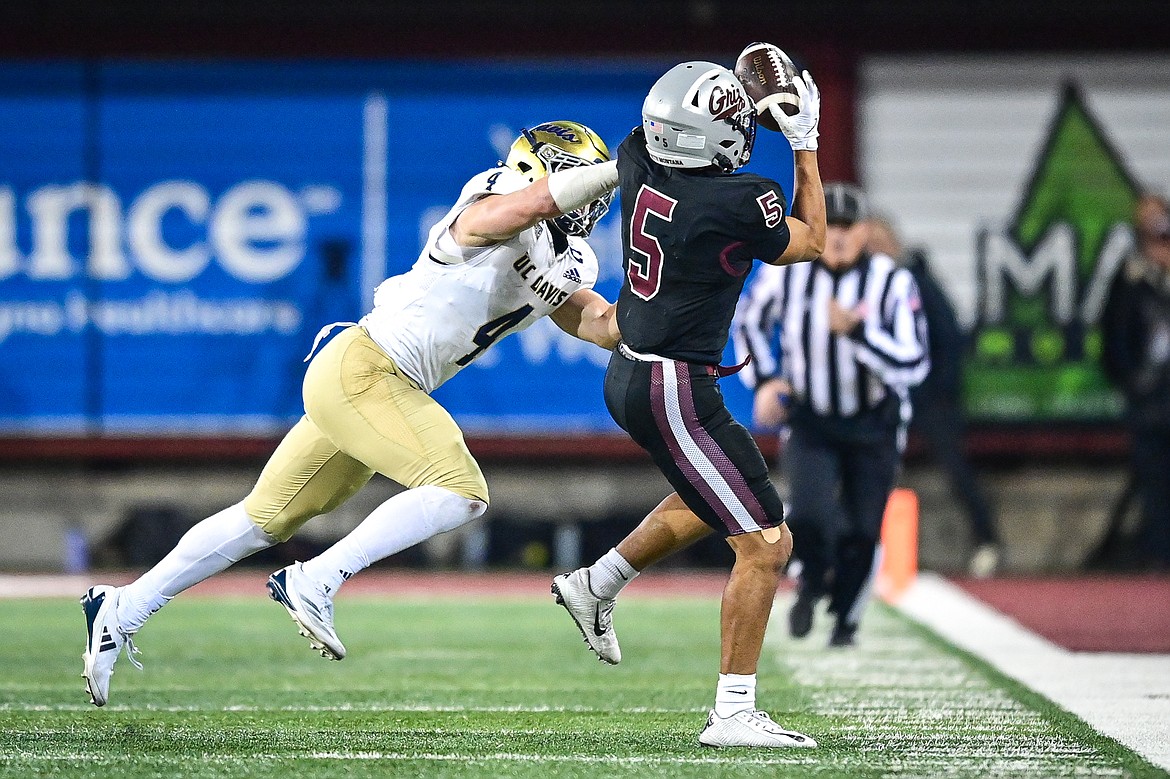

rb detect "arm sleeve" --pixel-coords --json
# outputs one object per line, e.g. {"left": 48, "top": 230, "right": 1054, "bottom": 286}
{"left": 733, "top": 264, "right": 786, "bottom": 390}
{"left": 849, "top": 268, "right": 931, "bottom": 389}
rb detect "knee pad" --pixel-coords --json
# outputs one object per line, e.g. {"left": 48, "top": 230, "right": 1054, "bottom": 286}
{"left": 417, "top": 485, "right": 488, "bottom": 536}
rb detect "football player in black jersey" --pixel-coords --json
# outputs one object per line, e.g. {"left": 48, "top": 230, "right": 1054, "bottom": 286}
{"left": 552, "top": 58, "right": 826, "bottom": 747}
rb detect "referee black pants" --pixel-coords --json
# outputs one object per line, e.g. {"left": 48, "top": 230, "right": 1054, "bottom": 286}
{"left": 783, "top": 404, "right": 900, "bottom": 630}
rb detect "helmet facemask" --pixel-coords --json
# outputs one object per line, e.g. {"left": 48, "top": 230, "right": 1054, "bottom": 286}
{"left": 505, "top": 122, "right": 613, "bottom": 237}
{"left": 716, "top": 104, "right": 757, "bottom": 173}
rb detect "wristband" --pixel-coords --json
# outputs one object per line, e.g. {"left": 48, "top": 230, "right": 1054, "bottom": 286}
{"left": 547, "top": 160, "right": 618, "bottom": 213}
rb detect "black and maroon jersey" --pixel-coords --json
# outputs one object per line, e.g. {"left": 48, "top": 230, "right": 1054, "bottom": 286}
{"left": 614, "top": 128, "right": 792, "bottom": 365}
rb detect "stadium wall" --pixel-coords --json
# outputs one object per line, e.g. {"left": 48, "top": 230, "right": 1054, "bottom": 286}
{"left": 0, "top": 458, "right": 1130, "bottom": 575}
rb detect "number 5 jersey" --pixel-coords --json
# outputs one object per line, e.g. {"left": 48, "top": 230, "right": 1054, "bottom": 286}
{"left": 614, "top": 128, "right": 792, "bottom": 366}
{"left": 360, "top": 166, "right": 600, "bottom": 393}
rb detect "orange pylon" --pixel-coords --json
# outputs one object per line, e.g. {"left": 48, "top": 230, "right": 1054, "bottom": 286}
{"left": 877, "top": 488, "right": 919, "bottom": 603}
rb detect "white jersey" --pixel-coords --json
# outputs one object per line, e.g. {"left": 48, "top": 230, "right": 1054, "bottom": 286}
{"left": 360, "top": 167, "right": 600, "bottom": 393}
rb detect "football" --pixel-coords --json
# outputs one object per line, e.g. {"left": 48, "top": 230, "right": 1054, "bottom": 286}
{"left": 733, "top": 42, "right": 800, "bottom": 131}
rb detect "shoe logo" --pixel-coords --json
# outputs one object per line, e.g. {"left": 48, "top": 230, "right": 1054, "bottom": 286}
{"left": 592, "top": 606, "right": 608, "bottom": 637}
{"left": 98, "top": 627, "right": 117, "bottom": 653}
{"left": 728, "top": 689, "right": 748, "bottom": 695}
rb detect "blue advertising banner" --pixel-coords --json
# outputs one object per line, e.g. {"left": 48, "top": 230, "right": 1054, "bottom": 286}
{"left": 0, "top": 61, "right": 795, "bottom": 437}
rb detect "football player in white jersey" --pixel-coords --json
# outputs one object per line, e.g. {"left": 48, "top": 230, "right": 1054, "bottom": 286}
{"left": 80, "top": 121, "right": 620, "bottom": 706}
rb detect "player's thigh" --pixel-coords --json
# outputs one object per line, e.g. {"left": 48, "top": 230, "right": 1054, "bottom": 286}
{"left": 302, "top": 327, "right": 488, "bottom": 503}
{"left": 619, "top": 357, "right": 782, "bottom": 537}
{"left": 244, "top": 415, "right": 374, "bottom": 542}
{"left": 603, "top": 349, "right": 638, "bottom": 433}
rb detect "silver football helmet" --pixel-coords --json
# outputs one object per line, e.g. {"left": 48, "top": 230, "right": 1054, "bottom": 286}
{"left": 642, "top": 61, "right": 757, "bottom": 173}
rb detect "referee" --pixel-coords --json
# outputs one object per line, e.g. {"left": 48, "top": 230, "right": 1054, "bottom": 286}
{"left": 733, "top": 182, "right": 930, "bottom": 647}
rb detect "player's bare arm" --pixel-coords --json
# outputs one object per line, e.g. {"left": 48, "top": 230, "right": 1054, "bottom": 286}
{"left": 772, "top": 151, "right": 826, "bottom": 264}
{"left": 765, "top": 71, "right": 827, "bottom": 266}
{"left": 450, "top": 181, "right": 558, "bottom": 248}
{"left": 451, "top": 161, "right": 619, "bottom": 248}
{"left": 550, "top": 288, "right": 620, "bottom": 350}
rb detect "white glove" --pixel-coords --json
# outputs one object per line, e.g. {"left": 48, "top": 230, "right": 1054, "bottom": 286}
{"left": 772, "top": 70, "right": 820, "bottom": 152}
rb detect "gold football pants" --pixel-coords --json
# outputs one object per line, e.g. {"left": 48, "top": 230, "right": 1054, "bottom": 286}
{"left": 243, "top": 326, "right": 488, "bottom": 541}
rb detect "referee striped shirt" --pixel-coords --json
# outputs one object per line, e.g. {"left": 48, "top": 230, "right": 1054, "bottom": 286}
{"left": 733, "top": 252, "right": 930, "bottom": 417}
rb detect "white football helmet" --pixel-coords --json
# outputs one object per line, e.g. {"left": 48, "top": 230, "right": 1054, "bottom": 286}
{"left": 504, "top": 120, "right": 613, "bottom": 236}
{"left": 642, "top": 61, "right": 757, "bottom": 173}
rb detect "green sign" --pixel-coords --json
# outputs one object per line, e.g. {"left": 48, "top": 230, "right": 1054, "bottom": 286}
{"left": 967, "top": 84, "right": 1139, "bottom": 422}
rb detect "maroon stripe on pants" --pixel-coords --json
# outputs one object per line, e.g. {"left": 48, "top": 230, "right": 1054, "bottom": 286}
{"left": 673, "top": 365, "right": 772, "bottom": 529}
{"left": 648, "top": 361, "right": 745, "bottom": 535}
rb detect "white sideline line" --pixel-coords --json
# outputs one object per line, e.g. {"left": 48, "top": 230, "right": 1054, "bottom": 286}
{"left": 898, "top": 573, "right": 1170, "bottom": 771}
{"left": 7, "top": 752, "right": 812, "bottom": 767}
{"left": 0, "top": 703, "right": 706, "bottom": 714}
{"left": 301, "top": 752, "right": 806, "bottom": 765}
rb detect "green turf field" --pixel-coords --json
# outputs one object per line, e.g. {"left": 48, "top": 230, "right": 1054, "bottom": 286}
{"left": 0, "top": 589, "right": 1164, "bottom": 778}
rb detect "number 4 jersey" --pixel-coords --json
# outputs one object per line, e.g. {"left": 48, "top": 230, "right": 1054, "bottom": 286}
{"left": 615, "top": 128, "right": 792, "bottom": 365}
{"left": 360, "top": 167, "right": 600, "bottom": 393}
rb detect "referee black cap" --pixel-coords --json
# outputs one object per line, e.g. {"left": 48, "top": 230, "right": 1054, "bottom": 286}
{"left": 824, "top": 182, "right": 869, "bottom": 226}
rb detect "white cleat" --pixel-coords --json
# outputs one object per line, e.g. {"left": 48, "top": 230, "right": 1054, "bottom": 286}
{"left": 267, "top": 563, "right": 346, "bottom": 660}
{"left": 968, "top": 543, "right": 1002, "bottom": 579}
{"left": 551, "top": 569, "right": 620, "bottom": 665}
{"left": 698, "top": 709, "right": 818, "bottom": 748}
{"left": 80, "top": 585, "right": 143, "bottom": 707}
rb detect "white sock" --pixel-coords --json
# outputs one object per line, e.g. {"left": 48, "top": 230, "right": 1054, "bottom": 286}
{"left": 714, "top": 672, "right": 757, "bottom": 718}
{"left": 586, "top": 548, "right": 638, "bottom": 600}
{"left": 300, "top": 485, "right": 486, "bottom": 594}
{"left": 116, "top": 502, "right": 276, "bottom": 634}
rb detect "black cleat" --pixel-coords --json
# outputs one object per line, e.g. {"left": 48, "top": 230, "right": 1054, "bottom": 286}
{"left": 788, "top": 591, "right": 817, "bottom": 639}
{"left": 828, "top": 622, "right": 857, "bottom": 648}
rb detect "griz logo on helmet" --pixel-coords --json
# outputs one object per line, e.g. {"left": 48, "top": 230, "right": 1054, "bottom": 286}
{"left": 709, "top": 84, "right": 748, "bottom": 122}
{"left": 532, "top": 123, "right": 580, "bottom": 143}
